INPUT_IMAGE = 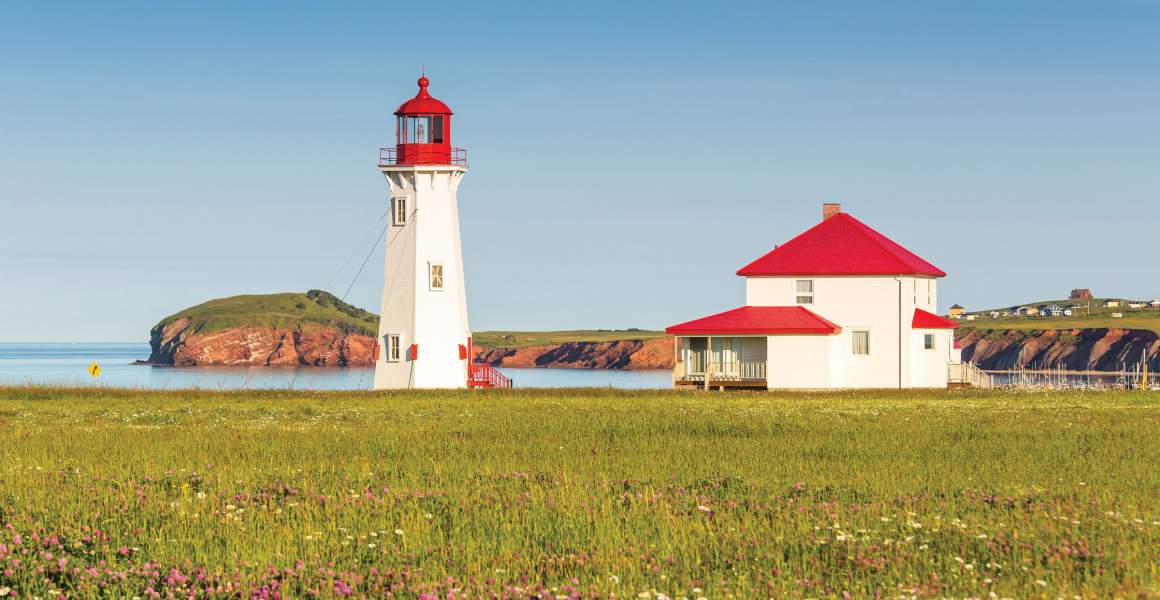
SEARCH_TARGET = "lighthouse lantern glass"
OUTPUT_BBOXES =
[398,115,446,144]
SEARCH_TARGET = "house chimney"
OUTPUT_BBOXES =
[822,203,842,221]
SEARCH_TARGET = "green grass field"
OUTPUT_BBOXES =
[1,388,1157,598]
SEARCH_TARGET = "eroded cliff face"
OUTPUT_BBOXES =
[473,338,674,370]
[957,328,1160,371]
[149,318,375,367]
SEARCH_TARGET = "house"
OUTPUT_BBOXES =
[949,304,966,318]
[1105,300,1120,308]
[1128,302,1145,309]
[1112,312,1124,318]
[1016,306,1039,317]
[989,311,1001,318]
[965,314,976,321]
[1151,300,1160,308]
[1070,288,1094,300]
[666,204,968,389]
[1063,308,1073,316]
[1041,304,1064,317]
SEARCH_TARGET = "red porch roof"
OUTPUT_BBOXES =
[736,212,945,277]
[912,308,958,329]
[666,306,841,336]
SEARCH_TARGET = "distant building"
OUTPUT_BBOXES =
[990,311,1001,318]
[1041,304,1064,317]
[1128,302,1145,309]
[1112,312,1124,318]
[1063,308,1073,316]
[1070,288,1094,300]
[1105,300,1120,308]
[1016,306,1039,316]
[949,304,966,318]
[1151,300,1160,308]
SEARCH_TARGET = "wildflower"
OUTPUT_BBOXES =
[1035,580,1048,587]
[367,543,376,549]
[394,529,404,536]
[196,492,206,499]
[424,513,433,519]
[0,588,10,597]
[609,575,619,584]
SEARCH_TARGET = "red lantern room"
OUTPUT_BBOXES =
[380,76,466,167]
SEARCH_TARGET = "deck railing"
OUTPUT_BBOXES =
[948,361,994,388]
[674,360,766,383]
[379,147,467,167]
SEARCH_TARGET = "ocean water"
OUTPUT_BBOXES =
[0,343,671,390]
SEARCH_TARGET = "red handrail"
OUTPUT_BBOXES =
[468,363,512,388]
[379,147,467,167]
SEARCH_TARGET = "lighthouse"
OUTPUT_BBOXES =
[373,77,508,389]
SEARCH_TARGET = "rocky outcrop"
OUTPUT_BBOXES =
[957,328,1160,371]
[473,338,674,370]
[148,319,375,367]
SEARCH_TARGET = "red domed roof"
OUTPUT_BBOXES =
[395,76,453,115]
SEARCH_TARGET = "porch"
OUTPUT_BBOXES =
[672,336,768,389]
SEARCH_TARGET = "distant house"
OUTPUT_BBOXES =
[1105,300,1120,308]
[1016,306,1039,317]
[1063,308,1073,316]
[1151,300,1160,308]
[1128,302,1145,309]
[949,304,966,318]
[965,314,976,321]
[1112,312,1124,318]
[1070,288,1094,300]
[1041,304,1064,317]
[989,311,1001,318]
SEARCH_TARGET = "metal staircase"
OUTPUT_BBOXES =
[468,363,512,389]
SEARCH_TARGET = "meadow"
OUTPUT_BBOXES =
[0,387,1157,598]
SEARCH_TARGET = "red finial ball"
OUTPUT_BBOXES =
[417,76,429,89]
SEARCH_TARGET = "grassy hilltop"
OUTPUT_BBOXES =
[1,387,1157,598]
[153,290,379,337]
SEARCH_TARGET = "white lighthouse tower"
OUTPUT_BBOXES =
[373,76,508,389]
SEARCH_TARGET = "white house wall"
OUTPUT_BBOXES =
[766,335,831,388]
[908,329,955,388]
[746,275,943,389]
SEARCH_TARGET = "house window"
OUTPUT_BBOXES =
[852,330,870,355]
[430,264,444,290]
[926,280,932,306]
[795,280,814,304]
[385,334,401,361]
[924,333,934,350]
[393,197,407,226]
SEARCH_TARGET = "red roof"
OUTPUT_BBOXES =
[666,306,841,336]
[736,213,945,277]
[912,308,958,329]
[395,76,453,115]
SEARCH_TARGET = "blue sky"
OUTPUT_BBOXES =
[2,1,1159,342]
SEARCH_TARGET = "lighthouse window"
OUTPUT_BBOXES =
[386,335,401,362]
[393,197,407,225]
[429,264,444,290]
[431,116,444,143]
[405,116,433,143]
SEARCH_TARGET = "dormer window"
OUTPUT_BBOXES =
[795,280,814,304]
